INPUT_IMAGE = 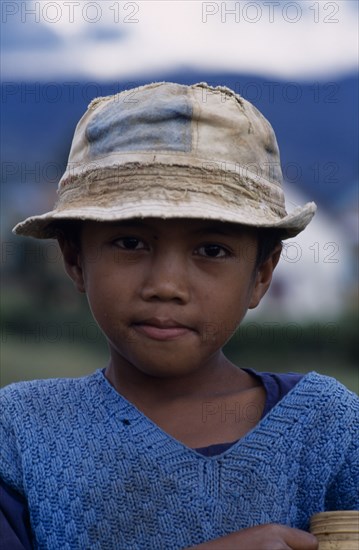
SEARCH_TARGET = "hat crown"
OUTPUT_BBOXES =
[65,81,282,189]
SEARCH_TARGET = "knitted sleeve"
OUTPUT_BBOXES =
[325,432,359,509]
[0,383,25,493]
[324,383,359,511]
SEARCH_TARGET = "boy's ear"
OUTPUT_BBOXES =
[249,244,282,309]
[57,236,86,293]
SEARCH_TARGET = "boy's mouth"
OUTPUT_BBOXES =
[132,317,194,341]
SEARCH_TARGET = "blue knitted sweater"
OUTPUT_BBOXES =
[1,370,358,549]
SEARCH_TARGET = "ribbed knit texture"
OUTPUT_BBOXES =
[1,370,358,550]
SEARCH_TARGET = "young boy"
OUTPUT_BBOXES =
[1,82,358,550]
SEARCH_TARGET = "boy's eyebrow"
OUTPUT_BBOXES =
[103,220,216,235]
[105,221,243,236]
[107,220,153,229]
[192,224,242,236]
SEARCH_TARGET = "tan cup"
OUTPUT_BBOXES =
[310,511,359,550]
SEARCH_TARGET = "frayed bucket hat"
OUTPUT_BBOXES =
[13,81,316,239]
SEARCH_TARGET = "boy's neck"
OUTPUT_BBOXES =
[104,352,265,448]
[104,351,257,409]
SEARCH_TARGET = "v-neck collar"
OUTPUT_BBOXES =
[90,368,320,461]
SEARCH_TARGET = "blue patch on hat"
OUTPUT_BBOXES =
[86,91,193,157]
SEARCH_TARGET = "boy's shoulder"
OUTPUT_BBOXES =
[257,369,358,405]
[278,370,359,435]
[298,370,358,402]
[0,370,102,415]
[286,370,358,407]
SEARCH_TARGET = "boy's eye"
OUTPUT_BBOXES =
[113,237,146,250]
[196,244,229,258]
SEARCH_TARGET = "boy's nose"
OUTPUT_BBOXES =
[140,252,190,303]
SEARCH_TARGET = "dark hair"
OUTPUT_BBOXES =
[255,228,283,268]
[51,220,82,248]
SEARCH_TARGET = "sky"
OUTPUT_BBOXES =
[1,0,358,81]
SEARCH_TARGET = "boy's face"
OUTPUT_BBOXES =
[61,218,280,381]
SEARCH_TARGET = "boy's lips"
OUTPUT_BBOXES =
[132,317,195,341]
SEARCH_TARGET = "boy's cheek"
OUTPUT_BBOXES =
[200,322,237,344]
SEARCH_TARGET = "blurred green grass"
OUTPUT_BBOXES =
[1,337,108,387]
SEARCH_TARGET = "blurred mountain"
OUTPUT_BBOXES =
[1,72,358,214]
[1,5,62,51]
